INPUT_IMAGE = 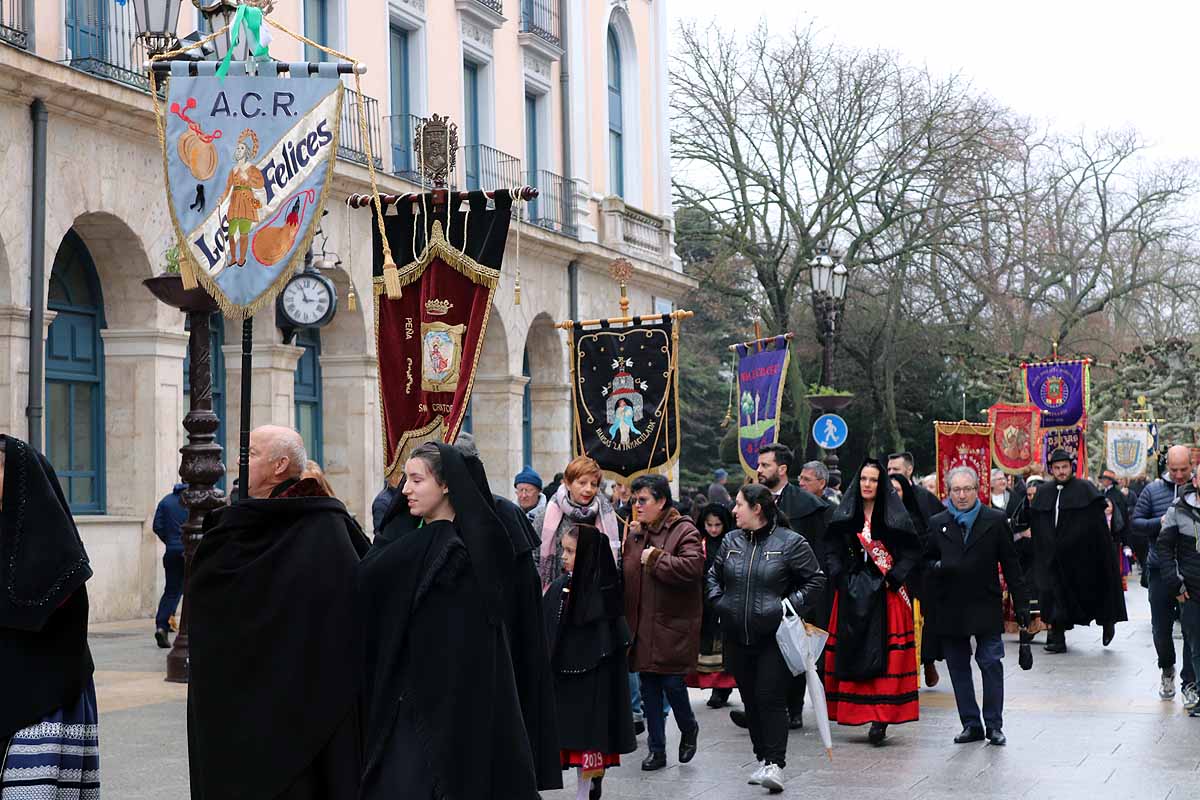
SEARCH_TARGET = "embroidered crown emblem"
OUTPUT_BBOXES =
[425,298,453,316]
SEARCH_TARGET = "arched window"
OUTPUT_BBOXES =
[183,314,226,489]
[607,27,624,197]
[46,229,106,513]
[522,347,532,467]
[294,328,323,466]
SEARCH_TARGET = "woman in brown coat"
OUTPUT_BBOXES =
[622,473,705,771]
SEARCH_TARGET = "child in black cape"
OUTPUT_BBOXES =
[543,524,636,800]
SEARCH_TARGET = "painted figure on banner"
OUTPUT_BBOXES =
[734,338,790,474]
[218,129,266,268]
[421,323,465,392]
[603,358,648,450]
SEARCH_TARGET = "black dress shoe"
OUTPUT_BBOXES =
[788,712,804,730]
[590,776,603,800]
[1102,623,1116,646]
[986,728,1007,746]
[954,727,985,744]
[707,689,729,709]
[1043,640,1067,654]
[867,722,887,745]
[679,723,699,763]
[634,719,645,736]
[729,709,749,729]
[155,629,170,649]
[641,751,666,771]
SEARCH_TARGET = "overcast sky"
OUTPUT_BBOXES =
[669,1,1198,163]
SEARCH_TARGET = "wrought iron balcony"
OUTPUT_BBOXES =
[520,0,560,47]
[386,113,428,185]
[470,0,505,14]
[1,0,29,49]
[339,92,384,171]
[459,144,521,192]
[524,169,577,237]
[65,1,151,91]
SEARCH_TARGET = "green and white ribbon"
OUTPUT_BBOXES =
[215,4,273,80]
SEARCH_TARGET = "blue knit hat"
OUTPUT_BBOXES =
[714,468,728,480]
[514,465,543,490]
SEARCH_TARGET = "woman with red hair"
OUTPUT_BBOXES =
[535,456,621,590]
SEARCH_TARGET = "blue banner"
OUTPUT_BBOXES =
[159,64,343,317]
[1024,360,1088,428]
[735,336,790,475]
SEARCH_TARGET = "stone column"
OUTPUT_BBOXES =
[320,352,380,526]
[471,374,527,491]
[0,305,31,438]
[99,327,189,611]
[221,341,304,485]
[530,383,571,477]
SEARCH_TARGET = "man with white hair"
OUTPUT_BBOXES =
[187,425,370,800]
[926,466,1029,746]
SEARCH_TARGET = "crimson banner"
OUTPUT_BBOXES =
[372,192,513,481]
[935,421,994,504]
[987,403,1041,474]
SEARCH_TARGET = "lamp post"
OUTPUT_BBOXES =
[808,244,848,386]
[808,244,850,485]
[131,0,183,55]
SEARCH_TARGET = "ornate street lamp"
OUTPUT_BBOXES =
[809,245,849,387]
[130,0,183,55]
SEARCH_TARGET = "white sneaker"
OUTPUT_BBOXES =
[1183,683,1199,711]
[1160,668,1177,700]
[747,761,767,785]
[760,763,785,793]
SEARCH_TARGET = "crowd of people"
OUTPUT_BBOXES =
[5,424,1196,798]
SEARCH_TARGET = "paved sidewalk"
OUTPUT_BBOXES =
[95,580,1197,799]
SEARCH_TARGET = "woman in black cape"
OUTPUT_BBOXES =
[358,442,539,799]
[0,435,99,796]
[888,472,942,687]
[685,503,739,708]
[543,524,636,800]
[824,458,923,745]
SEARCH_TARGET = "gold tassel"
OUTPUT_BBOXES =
[382,259,402,299]
[347,286,358,312]
[179,253,199,290]
[514,277,521,306]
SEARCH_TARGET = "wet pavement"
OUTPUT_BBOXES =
[95,579,1197,799]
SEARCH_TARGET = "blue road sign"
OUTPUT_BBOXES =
[812,414,848,450]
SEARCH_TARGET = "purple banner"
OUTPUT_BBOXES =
[1024,361,1087,428]
[1043,426,1086,478]
[735,336,790,475]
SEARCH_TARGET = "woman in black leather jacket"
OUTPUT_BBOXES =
[706,484,826,792]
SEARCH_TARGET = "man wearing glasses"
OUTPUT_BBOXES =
[925,466,1030,746]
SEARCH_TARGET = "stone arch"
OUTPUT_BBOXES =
[471,302,524,486]
[523,312,570,477]
[66,211,167,330]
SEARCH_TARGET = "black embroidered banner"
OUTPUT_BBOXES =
[570,318,680,480]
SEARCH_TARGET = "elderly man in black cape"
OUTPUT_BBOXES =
[451,433,561,791]
[1028,448,1127,654]
[1,435,99,796]
[359,442,539,799]
[188,425,370,800]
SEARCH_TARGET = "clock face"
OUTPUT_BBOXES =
[281,275,333,326]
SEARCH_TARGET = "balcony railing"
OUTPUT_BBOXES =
[339,92,384,170]
[520,0,561,47]
[470,0,505,14]
[600,196,673,263]
[524,169,576,237]
[1,0,29,49]
[387,113,428,185]
[65,1,150,91]
[459,144,521,192]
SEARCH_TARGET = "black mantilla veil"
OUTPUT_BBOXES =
[0,434,94,740]
[831,458,920,543]
[886,472,929,541]
[697,502,735,573]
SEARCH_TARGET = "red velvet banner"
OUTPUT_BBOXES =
[934,421,994,504]
[987,403,1041,474]
[375,224,497,482]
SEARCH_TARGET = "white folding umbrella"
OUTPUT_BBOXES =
[801,622,833,760]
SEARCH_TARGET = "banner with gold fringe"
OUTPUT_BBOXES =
[934,420,994,504]
[987,403,1041,474]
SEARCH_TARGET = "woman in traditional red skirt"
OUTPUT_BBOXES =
[824,458,922,745]
[685,503,739,708]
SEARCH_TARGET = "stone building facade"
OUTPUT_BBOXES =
[0,0,689,620]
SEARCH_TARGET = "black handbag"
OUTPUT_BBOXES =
[1018,637,1033,670]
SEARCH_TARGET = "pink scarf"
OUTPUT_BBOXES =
[539,484,621,584]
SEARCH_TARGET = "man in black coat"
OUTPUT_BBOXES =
[926,466,1029,747]
[889,451,945,521]
[756,443,829,729]
[1028,449,1128,653]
